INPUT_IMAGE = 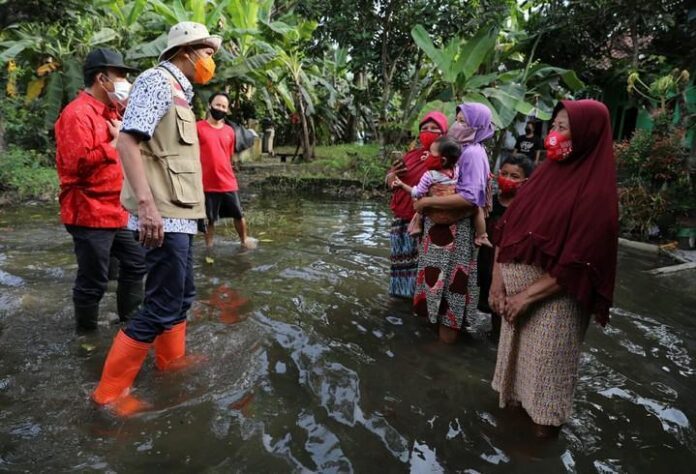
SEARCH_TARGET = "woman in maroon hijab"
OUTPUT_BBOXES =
[386,112,448,298]
[490,100,618,438]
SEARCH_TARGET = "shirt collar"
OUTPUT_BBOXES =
[78,90,115,116]
[159,61,194,103]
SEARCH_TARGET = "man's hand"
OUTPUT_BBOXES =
[138,199,164,248]
[107,119,122,147]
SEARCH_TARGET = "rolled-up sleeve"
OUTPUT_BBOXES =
[121,69,171,140]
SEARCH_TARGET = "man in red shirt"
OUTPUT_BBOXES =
[55,48,146,331]
[197,92,254,251]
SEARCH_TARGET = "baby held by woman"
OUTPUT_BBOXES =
[393,136,491,247]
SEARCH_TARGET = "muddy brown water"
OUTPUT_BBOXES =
[0,196,695,472]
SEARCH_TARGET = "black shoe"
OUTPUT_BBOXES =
[74,303,99,332]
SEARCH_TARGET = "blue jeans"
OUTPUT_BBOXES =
[124,233,195,343]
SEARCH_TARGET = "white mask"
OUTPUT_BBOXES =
[106,80,131,108]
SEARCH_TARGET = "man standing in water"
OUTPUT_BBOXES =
[55,48,145,331]
[92,22,221,415]
[197,91,255,256]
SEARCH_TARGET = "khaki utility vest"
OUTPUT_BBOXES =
[121,67,205,219]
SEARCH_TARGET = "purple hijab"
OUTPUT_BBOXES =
[452,102,494,207]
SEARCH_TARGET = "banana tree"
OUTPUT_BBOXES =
[0,16,120,130]
[258,17,322,161]
[409,23,584,133]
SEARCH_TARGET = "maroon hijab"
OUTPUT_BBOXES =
[496,100,618,324]
[390,112,449,220]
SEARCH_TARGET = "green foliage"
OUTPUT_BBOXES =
[530,0,693,88]
[615,113,693,239]
[274,144,387,188]
[618,181,668,238]
[0,95,54,152]
[409,21,584,133]
[0,146,58,199]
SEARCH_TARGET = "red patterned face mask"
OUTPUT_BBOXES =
[544,130,573,161]
[424,153,444,170]
[419,131,440,149]
[497,175,522,195]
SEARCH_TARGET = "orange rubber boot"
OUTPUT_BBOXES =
[92,330,151,416]
[153,321,204,371]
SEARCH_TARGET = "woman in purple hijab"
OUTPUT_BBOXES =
[413,102,494,343]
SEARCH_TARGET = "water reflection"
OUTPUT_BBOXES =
[0,198,694,471]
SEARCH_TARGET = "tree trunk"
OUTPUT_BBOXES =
[308,115,317,159]
[630,18,640,71]
[397,51,424,144]
[297,93,311,161]
[491,130,508,172]
[377,1,399,159]
[0,116,5,153]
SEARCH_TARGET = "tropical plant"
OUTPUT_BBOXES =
[0,14,120,129]
[408,22,584,133]
[615,111,693,238]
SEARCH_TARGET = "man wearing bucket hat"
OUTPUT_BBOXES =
[92,22,221,415]
[55,48,146,332]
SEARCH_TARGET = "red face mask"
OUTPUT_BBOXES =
[497,175,523,195]
[424,153,443,170]
[419,130,440,150]
[544,130,573,161]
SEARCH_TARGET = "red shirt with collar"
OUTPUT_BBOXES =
[55,90,127,228]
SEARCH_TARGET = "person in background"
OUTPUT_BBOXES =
[385,112,449,299]
[490,100,618,438]
[477,155,534,340]
[514,121,543,164]
[197,91,255,254]
[91,22,221,416]
[54,48,145,332]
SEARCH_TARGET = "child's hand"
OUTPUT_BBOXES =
[391,177,404,189]
[474,234,493,248]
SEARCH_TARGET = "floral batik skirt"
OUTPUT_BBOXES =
[413,217,478,330]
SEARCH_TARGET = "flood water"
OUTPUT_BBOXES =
[1,196,695,473]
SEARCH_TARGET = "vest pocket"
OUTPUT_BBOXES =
[164,158,200,208]
[175,107,196,145]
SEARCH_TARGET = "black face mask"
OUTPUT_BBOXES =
[525,128,533,135]
[210,107,226,121]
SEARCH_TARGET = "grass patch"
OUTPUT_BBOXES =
[0,147,58,201]
[274,144,388,188]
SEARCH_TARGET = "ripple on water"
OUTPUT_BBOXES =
[611,307,695,377]
[1,199,695,471]
[599,387,692,441]
[0,269,24,287]
[409,440,445,473]
[255,313,411,463]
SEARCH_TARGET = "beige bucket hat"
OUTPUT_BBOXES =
[159,21,222,61]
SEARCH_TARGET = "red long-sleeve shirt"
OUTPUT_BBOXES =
[55,91,127,228]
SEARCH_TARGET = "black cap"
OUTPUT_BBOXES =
[83,48,138,75]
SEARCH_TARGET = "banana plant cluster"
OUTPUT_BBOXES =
[408,21,584,136]
[0,0,360,161]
